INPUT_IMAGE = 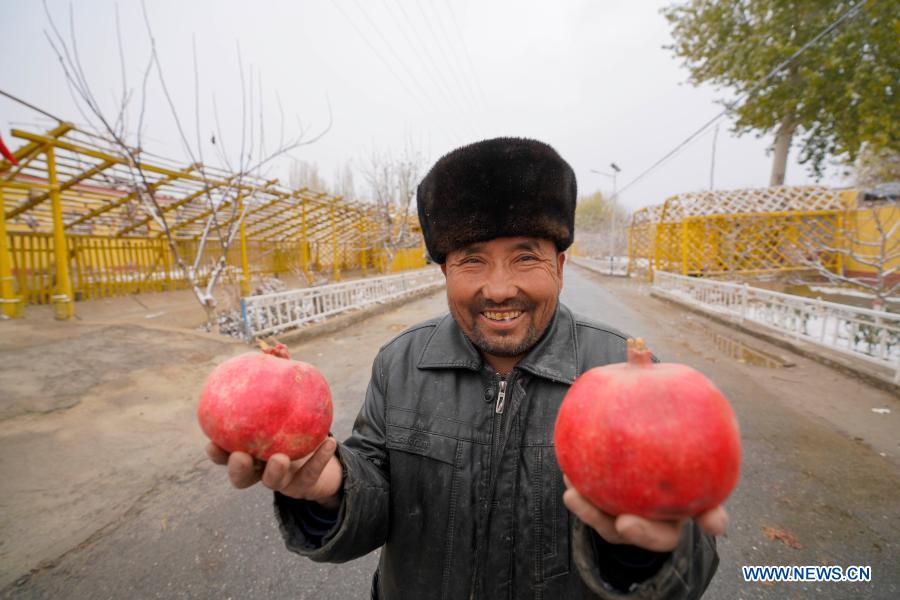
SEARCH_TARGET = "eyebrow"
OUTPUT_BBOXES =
[510,240,540,252]
[461,239,541,256]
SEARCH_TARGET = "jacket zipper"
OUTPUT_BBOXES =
[495,378,507,414]
[473,373,510,598]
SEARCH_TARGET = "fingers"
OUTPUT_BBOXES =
[615,515,685,552]
[227,451,262,489]
[206,442,229,465]
[284,438,338,497]
[213,437,340,499]
[261,453,293,490]
[562,480,625,544]
[562,475,730,553]
[615,507,728,552]
[260,438,338,500]
[696,505,729,536]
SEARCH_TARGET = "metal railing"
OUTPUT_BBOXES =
[240,267,445,340]
[652,271,900,383]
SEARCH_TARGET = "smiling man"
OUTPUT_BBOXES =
[443,236,563,375]
[208,137,724,599]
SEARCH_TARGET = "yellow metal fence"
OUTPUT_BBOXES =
[628,187,856,280]
[7,232,378,304]
[0,123,428,318]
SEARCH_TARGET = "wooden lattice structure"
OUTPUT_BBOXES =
[0,124,425,318]
[628,186,857,279]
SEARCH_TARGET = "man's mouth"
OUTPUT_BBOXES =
[482,310,523,322]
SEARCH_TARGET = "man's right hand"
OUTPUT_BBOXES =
[205,437,344,511]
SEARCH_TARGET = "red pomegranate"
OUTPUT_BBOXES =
[198,340,333,461]
[554,338,741,520]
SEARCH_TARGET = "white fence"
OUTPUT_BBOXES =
[652,271,900,383]
[241,268,445,340]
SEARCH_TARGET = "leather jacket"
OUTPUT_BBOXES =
[275,304,719,599]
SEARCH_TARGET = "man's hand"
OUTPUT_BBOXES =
[562,476,729,552]
[205,438,344,511]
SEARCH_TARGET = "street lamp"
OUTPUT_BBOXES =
[590,163,623,274]
[590,164,620,201]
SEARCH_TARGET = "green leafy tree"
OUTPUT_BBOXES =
[663,0,899,184]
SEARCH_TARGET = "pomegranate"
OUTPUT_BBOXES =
[554,338,741,520]
[198,340,333,461]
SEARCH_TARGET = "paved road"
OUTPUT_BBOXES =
[5,264,899,599]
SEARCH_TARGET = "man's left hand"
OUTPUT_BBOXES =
[562,476,729,552]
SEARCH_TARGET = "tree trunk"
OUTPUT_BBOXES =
[769,112,797,186]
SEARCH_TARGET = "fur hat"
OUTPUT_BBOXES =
[416,137,576,264]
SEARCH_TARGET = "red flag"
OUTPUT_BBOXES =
[0,133,18,165]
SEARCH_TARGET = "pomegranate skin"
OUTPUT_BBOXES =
[198,352,333,461]
[554,360,741,520]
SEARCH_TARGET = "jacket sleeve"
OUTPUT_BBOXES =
[572,517,719,599]
[274,351,391,563]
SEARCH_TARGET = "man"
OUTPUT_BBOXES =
[208,138,726,598]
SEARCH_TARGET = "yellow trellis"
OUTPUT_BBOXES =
[628,186,860,279]
[0,123,425,319]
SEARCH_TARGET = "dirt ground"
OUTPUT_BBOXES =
[1,266,898,597]
[0,290,247,589]
[0,271,424,592]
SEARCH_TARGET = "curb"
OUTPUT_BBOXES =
[649,289,899,394]
[568,257,629,278]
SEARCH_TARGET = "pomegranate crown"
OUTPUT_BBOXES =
[257,338,291,359]
[626,337,653,366]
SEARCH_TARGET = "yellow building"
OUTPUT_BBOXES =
[628,185,899,292]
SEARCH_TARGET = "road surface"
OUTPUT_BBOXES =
[3,264,898,599]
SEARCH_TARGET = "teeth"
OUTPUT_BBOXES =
[484,311,522,321]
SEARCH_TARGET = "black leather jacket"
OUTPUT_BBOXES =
[275,304,719,599]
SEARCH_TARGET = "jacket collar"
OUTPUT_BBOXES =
[417,303,578,385]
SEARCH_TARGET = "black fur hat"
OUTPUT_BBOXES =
[416,137,576,264]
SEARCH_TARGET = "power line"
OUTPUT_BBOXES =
[443,0,489,110]
[616,0,868,199]
[331,2,426,110]
[332,1,466,146]
[378,0,478,140]
[349,0,441,113]
[415,1,479,122]
[0,89,68,124]
[427,0,483,113]
[389,0,471,129]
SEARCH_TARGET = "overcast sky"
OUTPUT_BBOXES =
[1,0,843,211]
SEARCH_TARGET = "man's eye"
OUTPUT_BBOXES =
[517,254,538,262]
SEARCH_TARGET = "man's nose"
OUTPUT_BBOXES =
[481,265,517,303]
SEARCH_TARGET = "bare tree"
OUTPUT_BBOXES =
[333,161,357,202]
[289,160,328,193]
[799,199,899,310]
[362,143,423,264]
[42,0,330,330]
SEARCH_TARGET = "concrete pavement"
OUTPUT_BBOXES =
[3,263,898,599]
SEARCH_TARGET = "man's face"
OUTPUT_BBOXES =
[442,236,566,362]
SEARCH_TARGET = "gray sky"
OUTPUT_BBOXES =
[1,0,842,211]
